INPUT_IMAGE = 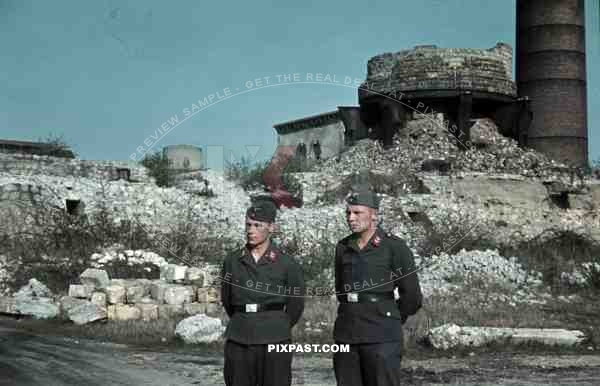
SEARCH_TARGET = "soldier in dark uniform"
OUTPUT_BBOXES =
[220,200,305,386]
[333,190,423,386]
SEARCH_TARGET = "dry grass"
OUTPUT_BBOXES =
[0,315,185,347]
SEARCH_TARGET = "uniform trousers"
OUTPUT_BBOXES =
[224,339,293,386]
[333,341,403,386]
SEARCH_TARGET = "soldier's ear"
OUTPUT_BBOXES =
[269,223,280,233]
[370,208,378,221]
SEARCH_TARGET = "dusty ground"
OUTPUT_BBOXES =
[2,319,600,386]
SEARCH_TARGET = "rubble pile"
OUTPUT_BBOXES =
[90,247,169,271]
[417,249,546,304]
[319,117,582,185]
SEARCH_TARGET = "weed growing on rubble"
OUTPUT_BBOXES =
[417,210,496,258]
[0,202,159,293]
[141,150,175,187]
[500,230,600,294]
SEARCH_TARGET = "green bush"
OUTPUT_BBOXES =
[141,150,175,187]
[37,132,77,158]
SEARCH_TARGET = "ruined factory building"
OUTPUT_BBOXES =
[273,106,369,160]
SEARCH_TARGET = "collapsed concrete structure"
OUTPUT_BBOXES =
[274,0,590,168]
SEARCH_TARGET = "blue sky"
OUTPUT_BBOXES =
[1,0,598,169]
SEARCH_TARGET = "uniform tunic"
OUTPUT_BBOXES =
[333,227,423,344]
[221,243,305,344]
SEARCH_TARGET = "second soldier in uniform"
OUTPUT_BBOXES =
[333,190,423,386]
[220,200,305,386]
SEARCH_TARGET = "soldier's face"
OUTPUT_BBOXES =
[245,217,274,246]
[346,205,377,234]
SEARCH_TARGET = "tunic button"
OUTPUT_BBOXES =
[386,312,391,317]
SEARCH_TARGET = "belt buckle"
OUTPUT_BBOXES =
[347,293,358,303]
[245,304,258,312]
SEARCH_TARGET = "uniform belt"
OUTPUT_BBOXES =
[339,292,394,303]
[232,303,286,313]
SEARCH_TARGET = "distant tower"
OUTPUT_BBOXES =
[516,0,588,167]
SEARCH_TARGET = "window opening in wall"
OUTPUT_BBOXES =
[66,199,82,215]
[116,168,131,181]
[550,192,570,210]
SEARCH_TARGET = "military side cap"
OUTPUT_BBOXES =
[345,190,380,209]
[246,201,278,222]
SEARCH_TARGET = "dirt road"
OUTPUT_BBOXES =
[2,324,600,385]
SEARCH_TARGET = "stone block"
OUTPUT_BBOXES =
[107,305,116,320]
[126,285,148,304]
[105,285,126,304]
[164,286,195,305]
[197,287,220,303]
[59,296,88,316]
[80,269,110,290]
[150,280,170,303]
[68,302,107,325]
[158,304,184,319]
[91,292,106,307]
[0,297,18,315]
[68,284,94,299]
[185,267,205,287]
[136,303,159,321]
[183,302,206,316]
[109,304,141,321]
[164,264,187,283]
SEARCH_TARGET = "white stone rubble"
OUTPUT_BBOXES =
[175,314,225,344]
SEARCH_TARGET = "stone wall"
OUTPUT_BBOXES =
[0,153,152,183]
[0,183,42,205]
[0,265,223,323]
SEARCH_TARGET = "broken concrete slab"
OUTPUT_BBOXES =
[427,323,586,350]
[14,278,52,299]
[59,296,88,316]
[15,298,59,319]
[68,302,107,325]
